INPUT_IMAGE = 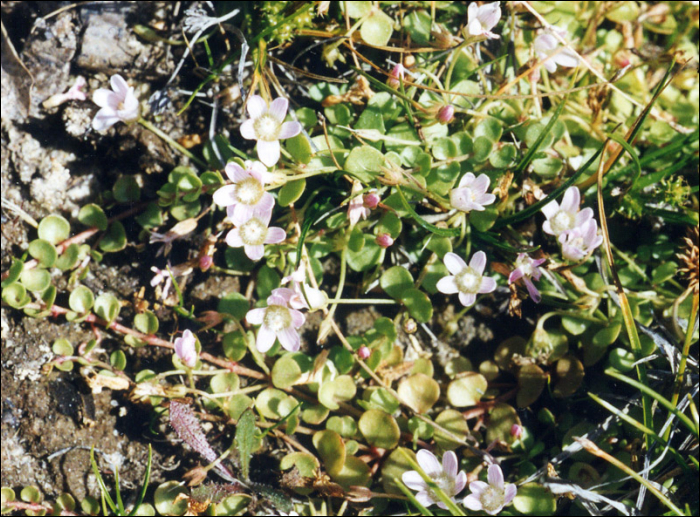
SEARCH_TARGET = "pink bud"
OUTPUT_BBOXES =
[387,63,405,89]
[199,255,213,271]
[510,424,523,439]
[358,346,371,360]
[376,233,394,248]
[438,104,455,124]
[363,192,380,209]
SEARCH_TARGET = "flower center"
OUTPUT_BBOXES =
[254,114,280,141]
[551,210,575,234]
[235,177,264,205]
[515,259,533,277]
[427,471,456,502]
[456,267,482,294]
[239,217,268,246]
[263,304,292,332]
[480,486,505,514]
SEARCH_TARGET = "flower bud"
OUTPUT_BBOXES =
[387,63,405,89]
[363,192,380,209]
[437,104,455,125]
[358,346,371,360]
[199,255,213,271]
[376,233,394,248]
[510,423,523,439]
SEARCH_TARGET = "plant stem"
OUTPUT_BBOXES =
[138,118,207,168]
[326,298,397,305]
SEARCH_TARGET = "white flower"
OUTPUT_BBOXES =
[463,464,517,516]
[450,173,496,213]
[533,27,579,73]
[541,186,594,237]
[225,210,286,261]
[240,95,302,167]
[508,253,546,303]
[43,76,87,109]
[281,263,328,311]
[92,74,140,131]
[467,2,502,40]
[246,288,305,353]
[347,181,372,226]
[559,219,603,262]
[437,251,497,307]
[402,449,467,509]
[213,161,275,222]
[173,329,198,367]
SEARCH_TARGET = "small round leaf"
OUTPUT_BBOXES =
[69,285,94,314]
[78,204,108,230]
[28,239,57,267]
[38,215,70,245]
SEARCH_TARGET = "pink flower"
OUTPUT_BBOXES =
[358,346,371,360]
[437,251,497,307]
[174,329,198,367]
[463,464,517,516]
[348,182,372,226]
[213,161,275,222]
[508,253,546,303]
[92,74,140,131]
[450,173,496,213]
[363,191,381,209]
[43,76,87,109]
[240,95,302,167]
[225,210,286,261]
[281,263,328,311]
[534,28,579,73]
[541,186,594,237]
[559,219,603,262]
[402,449,467,509]
[387,63,405,89]
[467,2,501,40]
[438,104,455,125]
[376,233,394,248]
[510,424,524,439]
[245,288,305,353]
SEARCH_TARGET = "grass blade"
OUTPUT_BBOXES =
[392,477,435,517]
[514,94,569,176]
[90,447,118,514]
[397,186,460,237]
[127,444,152,517]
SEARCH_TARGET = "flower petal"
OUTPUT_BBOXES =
[477,192,497,207]
[245,244,265,261]
[110,74,129,97]
[415,491,436,508]
[437,276,459,295]
[472,173,491,194]
[247,95,267,119]
[463,494,484,512]
[256,325,277,353]
[444,252,467,275]
[269,287,295,305]
[469,251,487,275]
[544,59,558,73]
[212,185,238,207]
[576,207,594,227]
[92,89,119,110]
[503,483,517,505]
[289,308,305,328]
[278,121,302,140]
[442,451,458,479]
[542,220,554,236]
[524,277,541,303]
[454,471,467,495]
[480,3,501,30]
[265,226,287,244]
[240,119,257,140]
[269,97,289,122]
[459,292,477,307]
[225,163,248,183]
[92,110,120,131]
[277,326,300,352]
[416,449,442,477]
[225,228,243,247]
[553,48,580,68]
[257,139,281,167]
[468,18,483,36]
[487,464,505,490]
[478,276,497,294]
[468,480,490,496]
[541,199,560,219]
[467,2,478,24]
[257,192,276,214]
[402,471,428,492]
[560,186,580,213]
[246,308,266,325]
[509,268,524,284]
[458,172,476,189]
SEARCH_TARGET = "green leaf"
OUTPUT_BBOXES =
[489,144,517,168]
[256,264,281,299]
[278,178,306,208]
[396,187,460,237]
[110,350,127,370]
[344,145,385,183]
[235,409,257,481]
[1,258,23,287]
[113,176,141,203]
[55,243,80,271]
[69,285,94,314]
[78,204,108,230]
[359,409,400,449]
[347,234,384,272]
[313,429,346,476]
[218,292,249,320]
[343,1,371,18]
[360,10,393,46]
[472,136,493,162]
[532,156,564,178]
[286,134,313,165]
[99,221,127,253]
[470,205,499,232]
[401,288,433,323]
[380,266,414,299]
[431,137,458,160]
[134,311,159,334]
[474,118,503,142]
[403,10,431,45]
[513,483,557,515]
[94,293,120,323]
[515,96,568,175]
[2,283,30,308]
[223,331,248,361]
[38,214,70,245]
[21,268,51,292]
[28,239,57,268]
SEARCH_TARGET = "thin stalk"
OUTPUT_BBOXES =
[327,298,397,305]
[138,119,207,168]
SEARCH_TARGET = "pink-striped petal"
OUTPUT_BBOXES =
[444,252,467,275]
[509,268,524,284]
[524,277,541,303]
[463,494,484,512]
[468,480,490,497]
[454,471,467,495]
[472,174,490,193]
[479,276,497,294]
[212,185,238,207]
[110,74,129,96]
[92,110,120,131]
[277,326,300,352]
[225,228,243,247]
[442,451,458,479]
[265,226,287,244]
[268,97,289,122]
[459,292,477,307]
[290,308,305,328]
[469,251,487,274]
[247,95,267,119]
[504,483,517,504]
[458,172,476,188]
[257,139,281,167]
[256,325,277,353]
[437,276,459,295]
[240,119,256,140]
[416,450,442,477]
[541,199,560,219]
[246,308,266,325]
[401,471,428,492]
[245,244,265,261]
[278,121,302,140]
[487,464,504,490]
[560,186,580,213]
[92,89,119,110]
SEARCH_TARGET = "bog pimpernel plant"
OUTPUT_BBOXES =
[1,1,698,516]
